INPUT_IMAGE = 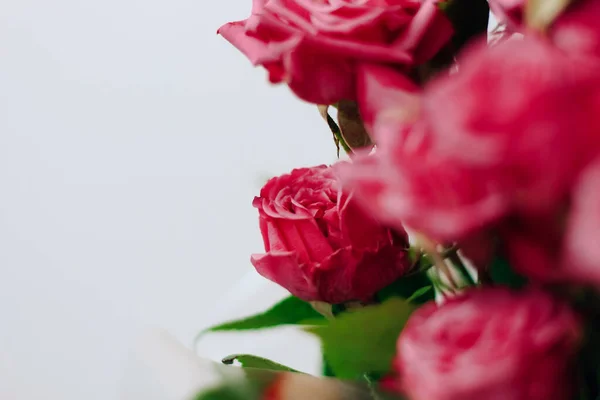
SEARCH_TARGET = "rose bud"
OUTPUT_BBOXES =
[251,165,411,304]
[218,0,453,104]
[391,288,581,400]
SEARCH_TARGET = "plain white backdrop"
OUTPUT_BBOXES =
[0,1,335,398]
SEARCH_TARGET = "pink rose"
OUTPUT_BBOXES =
[391,288,581,400]
[339,129,508,241]
[341,38,600,241]
[490,0,600,64]
[423,37,600,212]
[251,165,411,304]
[218,0,453,104]
[498,160,600,286]
[339,64,509,241]
[552,0,600,62]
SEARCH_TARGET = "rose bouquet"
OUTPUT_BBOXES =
[194,0,600,399]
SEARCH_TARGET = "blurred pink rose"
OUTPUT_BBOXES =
[338,127,508,241]
[339,62,510,241]
[552,0,600,62]
[251,165,410,304]
[490,0,600,63]
[341,38,600,241]
[392,288,581,400]
[423,38,599,212]
[496,160,600,286]
[218,0,453,104]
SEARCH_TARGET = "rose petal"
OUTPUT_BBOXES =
[251,252,319,300]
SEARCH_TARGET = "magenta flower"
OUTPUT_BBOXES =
[251,165,411,304]
[218,0,452,104]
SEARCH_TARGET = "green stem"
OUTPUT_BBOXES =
[327,113,352,156]
[448,252,476,287]
[427,268,452,299]
[364,374,382,400]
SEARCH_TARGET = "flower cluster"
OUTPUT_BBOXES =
[200,1,600,399]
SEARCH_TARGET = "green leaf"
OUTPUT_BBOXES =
[306,298,414,379]
[322,354,336,377]
[196,296,326,343]
[406,286,433,303]
[377,270,434,305]
[194,375,271,400]
[222,354,300,373]
[489,257,528,289]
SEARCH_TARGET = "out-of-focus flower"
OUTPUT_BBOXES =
[552,0,600,62]
[489,0,600,64]
[391,288,581,400]
[341,37,600,241]
[423,37,598,213]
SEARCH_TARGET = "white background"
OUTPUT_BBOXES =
[0,1,335,398]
